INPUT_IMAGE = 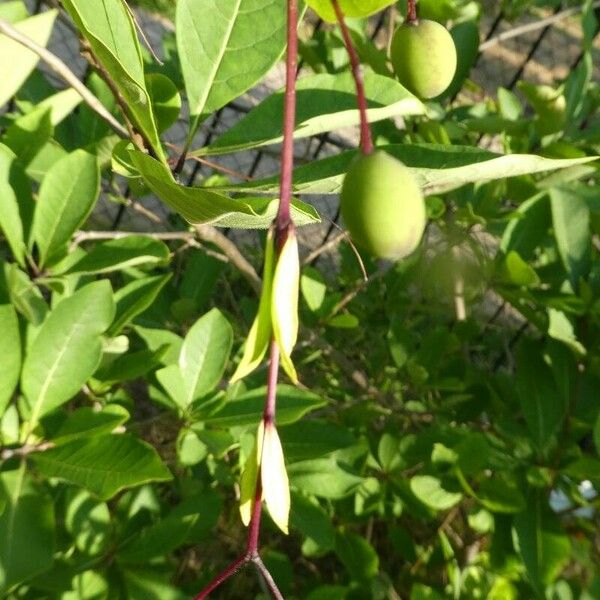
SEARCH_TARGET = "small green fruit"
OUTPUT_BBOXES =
[390,19,457,100]
[340,151,426,260]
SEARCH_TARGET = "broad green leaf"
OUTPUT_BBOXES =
[501,193,550,257]
[0,304,21,417]
[271,230,300,384]
[4,263,47,325]
[548,308,586,355]
[177,0,288,129]
[109,274,172,336]
[301,266,327,313]
[197,72,423,156]
[513,494,571,590]
[515,341,567,453]
[231,230,276,383]
[179,309,233,406]
[21,280,115,433]
[305,0,392,23]
[203,385,326,428]
[3,105,53,168]
[410,475,462,510]
[33,88,83,126]
[290,492,335,551]
[498,251,540,287]
[0,466,55,592]
[279,420,356,462]
[156,364,187,411]
[32,150,100,268]
[61,0,164,161]
[550,186,591,287]
[0,10,57,107]
[50,405,130,445]
[145,73,181,133]
[334,530,379,583]
[220,144,597,196]
[135,326,183,366]
[31,434,172,500]
[129,150,320,228]
[61,236,170,275]
[288,459,363,499]
[65,489,111,556]
[261,422,290,534]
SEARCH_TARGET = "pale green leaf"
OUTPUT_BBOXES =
[21,281,115,432]
[410,475,462,510]
[0,304,21,417]
[305,0,393,22]
[261,422,290,534]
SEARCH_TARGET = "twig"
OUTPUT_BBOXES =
[123,0,164,65]
[302,231,348,265]
[72,230,197,246]
[479,1,600,52]
[0,18,128,138]
[1,441,54,461]
[331,0,374,155]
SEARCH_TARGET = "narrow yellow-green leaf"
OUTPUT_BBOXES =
[271,230,300,384]
[239,422,264,526]
[230,230,276,383]
[261,422,290,534]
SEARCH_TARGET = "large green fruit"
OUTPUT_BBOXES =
[390,19,457,100]
[340,151,426,260]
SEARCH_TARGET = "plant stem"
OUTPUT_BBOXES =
[331,0,374,155]
[407,0,418,24]
[193,555,246,600]
[276,0,299,239]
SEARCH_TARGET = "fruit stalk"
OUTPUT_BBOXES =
[406,0,418,24]
[331,0,374,155]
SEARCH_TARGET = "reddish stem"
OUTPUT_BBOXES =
[193,555,246,600]
[276,0,299,238]
[331,0,374,155]
[407,0,418,24]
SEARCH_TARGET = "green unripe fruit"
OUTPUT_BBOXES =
[390,19,457,100]
[340,151,426,260]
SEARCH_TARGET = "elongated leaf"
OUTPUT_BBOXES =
[306,0,393,22]
[271,230,300,384]
[550,186,591,287]
[179,309,233,406]
[515,341,567,453]
[61,0,164,161]
[0,466,55,593]
[0,146,25,265]
[21,281,115,431]
[62,236,170,275]
[129,150,320,228]
[287,459,363,499]
[261,422,290,534]
[239,422,264,526]
[196,72,423,156]
[202,385,326,428]
[231,230,276,383]
[0,304,21,417]
[31,434,172,500]
[177,0,288,128]
[50,405,130,445]
[0,10,57,107]
[220,144,598,196]
[334,531,379,583]
[513,494,571,590]
[410,475,462,511]
[32,150,100,268]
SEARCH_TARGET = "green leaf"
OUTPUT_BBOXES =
[301,266,327,313]
[477,477,526,514]
[50,405,130,445]
[513,494,571,590]
[287,459,363,499]
[117,493,221,563]
[61,0,164,161]
[0,10,57,107]
[31,434,172,500]
[202,385,326,427]
[515,341,568,453]
[290,492,335,552]
[109,274,172,336]
[178,309,233,407]
[221,144,596,196]
[177,0,288,129]
[31,150,100,268]
[279,420,356,462]
[21,281,115,432]
[129,150,320,228]
[0,145,27,266]
[550,186,591,287]
[4,263,47,325]
[145,73,181,133]
[410,475,462,511]
[548,308,586,356]
[123,570,187,600]
[498,251,540,287]
[198,72,422,156]
[3,105,53,168]
[305,0,393,23]
[65,489,111,556]
[334,530,379,583]
[62,236,170,275]
[0,466,55,592]
[0,304,21,417]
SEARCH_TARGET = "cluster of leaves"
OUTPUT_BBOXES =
[0,0,599,598]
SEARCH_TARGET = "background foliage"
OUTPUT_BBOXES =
[0,0,599,598]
